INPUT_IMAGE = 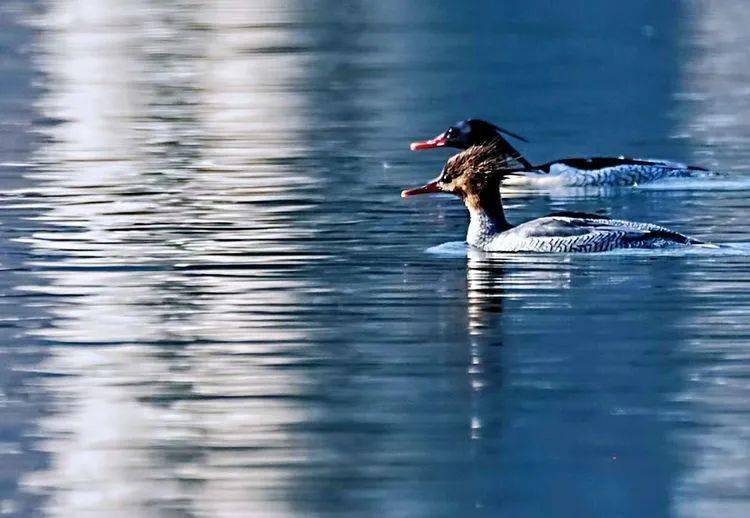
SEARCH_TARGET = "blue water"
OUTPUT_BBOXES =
[2,1,750,517]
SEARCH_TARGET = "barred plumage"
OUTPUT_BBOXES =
[409,119,712,188]
[470,215,702,253]
[402,145,707,254]
[509,160,705,188]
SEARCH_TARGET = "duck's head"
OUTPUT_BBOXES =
[410,119,528,151]
[401,144,516,209]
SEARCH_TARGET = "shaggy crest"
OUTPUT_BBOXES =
[441,142,524,183]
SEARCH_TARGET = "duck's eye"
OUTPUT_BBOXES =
[445,128,456,138]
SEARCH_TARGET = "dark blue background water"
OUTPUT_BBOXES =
[2,1,750,516]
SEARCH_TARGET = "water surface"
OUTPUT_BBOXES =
[2,1,750,517]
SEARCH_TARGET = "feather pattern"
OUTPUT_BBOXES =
[414,119,714,187]
[402,144,706,254]
[468,214,703,253]
[510,159,707,187]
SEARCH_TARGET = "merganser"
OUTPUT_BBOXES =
[401,145,706,252]
[410,119,709,187]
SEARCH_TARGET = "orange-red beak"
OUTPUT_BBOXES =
[410,133,448,151]
[401,180,442,198]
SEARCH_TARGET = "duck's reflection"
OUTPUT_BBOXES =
[466,248,506,336]
[465,249,504,443]
[466,248,573,329]
[461,249,693,514]
[463,249,573,442]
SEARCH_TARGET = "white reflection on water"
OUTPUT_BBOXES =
[674,2,750,517]
[678,0,750,169]
[8,0,750,515]
[22,1,324,516]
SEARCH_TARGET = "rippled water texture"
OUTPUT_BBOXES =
[2,1,750,516]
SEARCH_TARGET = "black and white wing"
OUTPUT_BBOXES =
[531,157,708,187]
[492,215,702,252]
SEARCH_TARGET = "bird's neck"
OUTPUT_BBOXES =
[464,179,512,247]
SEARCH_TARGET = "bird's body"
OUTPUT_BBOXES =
[506,157,707,188]
[410,119,711,187]
[468,211,701,252]
[402,145,706,253]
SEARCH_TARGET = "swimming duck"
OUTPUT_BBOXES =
[401,144,705,252]
[410,119,709,187]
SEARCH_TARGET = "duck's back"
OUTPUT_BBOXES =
[509,158,707,187]
[483,212,701,252]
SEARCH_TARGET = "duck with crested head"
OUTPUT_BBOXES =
[411,119,710,187]
[402,144,707,252]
